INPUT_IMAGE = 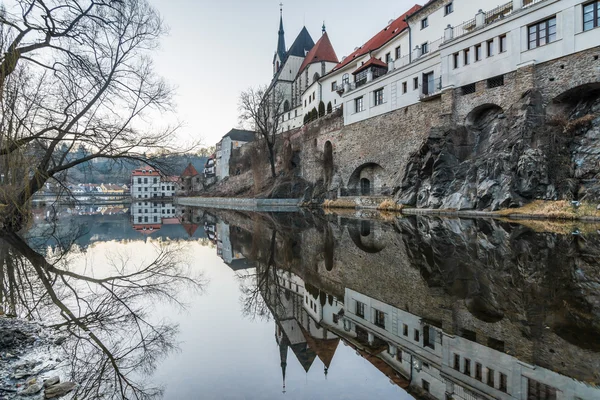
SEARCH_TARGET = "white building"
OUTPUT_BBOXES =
[339,0,600,126]
[216,129,255,180]
[130,168,178,199]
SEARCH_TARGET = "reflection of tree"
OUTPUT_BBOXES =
[0,232,205,399]
[238,230,286,321]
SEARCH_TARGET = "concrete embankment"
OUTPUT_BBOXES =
[175,197,300,212]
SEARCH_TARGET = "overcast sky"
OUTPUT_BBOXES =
[148,0,417,147]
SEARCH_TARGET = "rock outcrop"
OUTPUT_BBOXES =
[397,89,600,210]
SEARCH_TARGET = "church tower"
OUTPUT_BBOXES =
[273,4,286,75]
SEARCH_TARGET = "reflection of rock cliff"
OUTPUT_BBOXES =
[398,88,600,210]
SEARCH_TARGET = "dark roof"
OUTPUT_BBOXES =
[333,4,421,72]
[226,258,255,271]
[276,12,286,62]
[297,32,339,77]
[287,27,315,58]
[223,128,255,142]
[353,57,388,75]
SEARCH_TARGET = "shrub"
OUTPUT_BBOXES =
[327,102,332,114]
[318,101,325,117]
[311,107,317,121]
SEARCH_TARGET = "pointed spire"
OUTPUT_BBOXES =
[322,21,326,35]
[280,336,288,394]
[276,3,286,65]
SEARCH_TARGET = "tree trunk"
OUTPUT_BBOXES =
[267,142,276,178]
[1,170,51,231]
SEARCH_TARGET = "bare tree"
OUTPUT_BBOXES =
[1,231,205,399]
[238,85,285,179]
[0,0,197,230]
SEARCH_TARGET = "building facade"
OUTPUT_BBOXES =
[130,168,178,199]
[215,129,255,180]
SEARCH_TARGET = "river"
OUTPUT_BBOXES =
[1,204,599,399]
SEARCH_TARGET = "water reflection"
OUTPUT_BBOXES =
[2,205,599,399]
[1,208,204,399]
[213,209,600,399]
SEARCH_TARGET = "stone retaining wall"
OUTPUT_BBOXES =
[176,197,300,212]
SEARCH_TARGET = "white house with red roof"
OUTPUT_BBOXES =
[130,167,178,200]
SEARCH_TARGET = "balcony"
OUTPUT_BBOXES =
[419,77,443,101]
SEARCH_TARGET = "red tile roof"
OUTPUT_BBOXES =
[297,32,339,77]
[181,223,199,237]
[332,4,422,72]
[131,168,160,176]
[181,163,199,177]
[352,57,388,75]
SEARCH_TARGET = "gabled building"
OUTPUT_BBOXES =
[216,128,255,180]
[181,162,201,194]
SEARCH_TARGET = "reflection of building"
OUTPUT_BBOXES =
[130,200,178,234]
[215,220,254,271]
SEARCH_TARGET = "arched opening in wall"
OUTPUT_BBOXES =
[313,72,320,83]
[323,140,333,184]
[283,100,290,112]
[459,104,505,162]
[347,221,385,253]
[346,162,384,196]
[547,82,600,118]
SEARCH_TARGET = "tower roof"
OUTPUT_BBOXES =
[181,162,199,177]
[297,32,339,77]
[287,27,315,58]
[276,6,286,63]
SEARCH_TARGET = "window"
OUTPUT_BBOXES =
[464,48,470,65]
[403,324,408,336]
[413,77,418,90]
[500,373,507,393]
[402,82,407,93]
[143,178,148,184]
[423,325,435,349]
[487,368,495,387]
[475,44,482,61]
[414,329,420,342]
[137,178,141,184]
[138,216,142,223]
[374,309,385,328]
[584,1,600,31]
[331,81,337,91]
[527,378,557,400]
[153,177,157,183]
[397,350,402,363]
[356,301,365,318]
[422,380,430,393]
[499,34,507,52]
[355,96,364,113]
[528,17,556,49]
[454,354,460,370]
[464,358,471,376]
[385,52,391,63]
[144,187,148,192]
[488,337,505,352]
[421,17,428,29]
[445,2,453,15]
[475,363,482,380]
[421,42,429,55]
[342,73,349,85]
[153,216,157,222]
[374,88,384,106]
[395,46,401,59]
[487,39,494,56]
[144,216,148,222]
[453,52,459,68]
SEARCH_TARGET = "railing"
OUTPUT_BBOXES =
[419,77,442,100]
[413,37,444,60]
[523,0,545,7]
[485,1,513,24]
[451,18,476,39]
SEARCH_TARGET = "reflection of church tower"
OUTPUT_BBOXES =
[277,326,289,393]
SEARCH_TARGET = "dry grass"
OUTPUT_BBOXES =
[496,200,600,220]
[502,218,600,235]
[547,113,596,135]
[377,199,404,211]
[322,199,357,209]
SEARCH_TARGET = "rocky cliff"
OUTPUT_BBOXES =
[397,89,600,210]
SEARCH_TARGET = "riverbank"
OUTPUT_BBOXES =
[0,316,73,399]
[178,196,600,223]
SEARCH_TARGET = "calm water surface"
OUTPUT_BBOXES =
[3,204,600,399]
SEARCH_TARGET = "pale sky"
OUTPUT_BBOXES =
[148,0,417,148]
